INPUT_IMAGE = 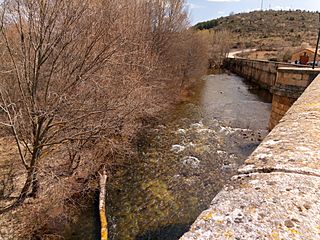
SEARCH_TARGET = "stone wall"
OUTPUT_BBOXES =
[223,58,304,90]
[180,74,320,240]
[269,95,296,130]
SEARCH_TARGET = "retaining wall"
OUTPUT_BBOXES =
[223,58,304,90]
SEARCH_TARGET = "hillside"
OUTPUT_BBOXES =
[195,10,319,50]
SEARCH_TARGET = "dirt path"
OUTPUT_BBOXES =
[228,49,257,58]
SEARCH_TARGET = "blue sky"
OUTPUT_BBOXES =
[187,0,320,24]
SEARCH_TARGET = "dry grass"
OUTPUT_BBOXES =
[0,137,25,239]
[196,10,319,50]
[238,50,279,61]
[0,137,26,203]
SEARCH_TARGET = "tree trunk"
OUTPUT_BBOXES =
[29,169,39,198]
[99,170,108,240]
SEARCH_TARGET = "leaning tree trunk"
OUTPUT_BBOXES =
[99,170,108,240]
[29,169,39,198]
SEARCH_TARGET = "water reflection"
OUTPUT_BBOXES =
[200,74,272,130]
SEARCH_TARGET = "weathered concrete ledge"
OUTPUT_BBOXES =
[180,75,320,239]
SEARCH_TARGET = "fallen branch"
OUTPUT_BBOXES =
[99,170,108,240]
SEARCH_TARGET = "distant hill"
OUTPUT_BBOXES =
[194,10,319,50]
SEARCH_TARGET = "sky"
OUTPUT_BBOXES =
[186,0,320,24]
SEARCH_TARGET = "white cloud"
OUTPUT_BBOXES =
[207,0,240,2]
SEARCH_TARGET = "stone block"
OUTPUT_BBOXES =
[181,172,320,240]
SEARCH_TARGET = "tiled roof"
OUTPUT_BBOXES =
[294,47,320,54]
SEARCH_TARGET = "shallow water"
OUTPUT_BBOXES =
[65,73,272,240]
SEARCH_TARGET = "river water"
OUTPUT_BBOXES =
[65,73,272,240]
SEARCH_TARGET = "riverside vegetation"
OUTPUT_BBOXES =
[0,0,235,239]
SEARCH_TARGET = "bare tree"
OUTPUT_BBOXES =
[205,29,232,69]
[0,0,128,213]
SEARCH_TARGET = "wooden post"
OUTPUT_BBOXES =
[99,170,108,240]
[313,13,320,69]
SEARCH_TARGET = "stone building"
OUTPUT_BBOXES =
[291,47,320,65]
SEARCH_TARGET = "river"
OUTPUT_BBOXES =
[64,73,272,240]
